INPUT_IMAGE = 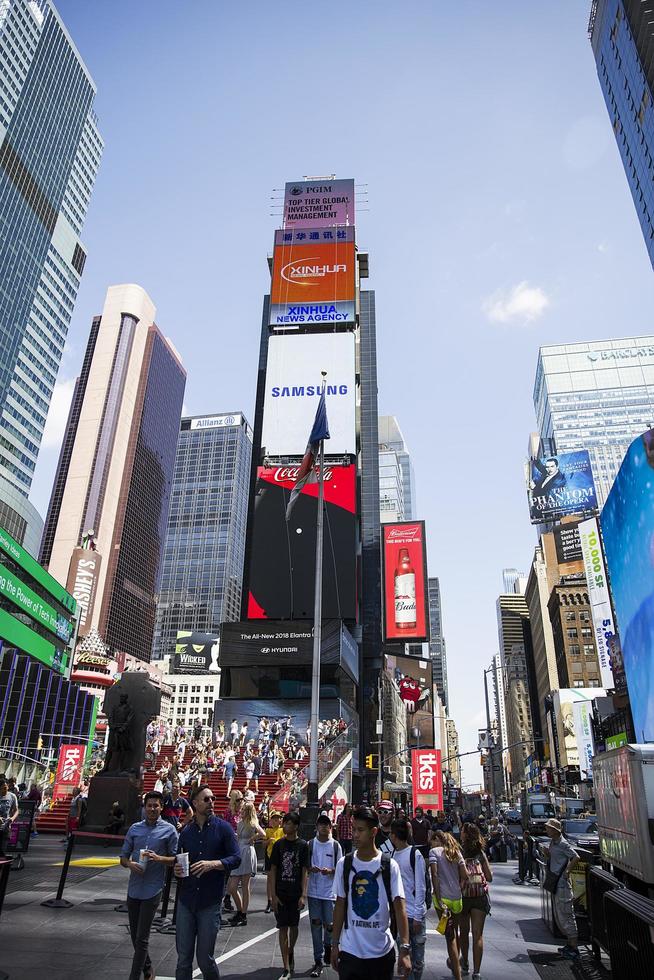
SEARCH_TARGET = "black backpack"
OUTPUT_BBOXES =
[342,852,396,938]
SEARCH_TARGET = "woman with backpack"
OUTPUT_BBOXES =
[458,822,492,979]
[429,830,468,980]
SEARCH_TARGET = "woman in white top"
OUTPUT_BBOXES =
[226,801,266,926]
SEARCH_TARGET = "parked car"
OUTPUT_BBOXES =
[504,808,521,823]
[561,818,600,856]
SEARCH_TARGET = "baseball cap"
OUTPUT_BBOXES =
[377,800,395,813]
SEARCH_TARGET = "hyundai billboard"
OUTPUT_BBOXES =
[246,464,356,621]
[269,238,356,327]
[601,428,654,741]
[283,178,355,229]
[262,333,356,456]
[382,521,429,642]
[526,450,597,524]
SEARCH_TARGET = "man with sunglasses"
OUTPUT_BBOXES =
[174,785,241,979]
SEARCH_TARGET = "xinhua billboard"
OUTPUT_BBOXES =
[246,464,357,621]
[526,450,597,524]
[382,521,429,642]
[601,428,654,741]
[269,238,356,327]
[262,332,356,457]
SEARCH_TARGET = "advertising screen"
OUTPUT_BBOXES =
[553,522,583,565]
[212,697,357,750]
[262,333,356,456]
[382,522,429,642]
[578,518,617,689]
[172,631,220,673]
[283,178,355,228]
[601,428,654,741]
[269,239,355,327]
[385,652,435,748]
[246,464,356,621]
[220,619,358,682]
[526,450,597,524]
[53,744,85,800]
[66,548,102,637]
[551,688,605,768]
[412,749,443,811]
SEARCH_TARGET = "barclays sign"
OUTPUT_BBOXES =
[587,346,654,362]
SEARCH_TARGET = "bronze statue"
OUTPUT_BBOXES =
[104,692,134,772]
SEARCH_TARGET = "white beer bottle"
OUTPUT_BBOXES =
[394,547,417,630]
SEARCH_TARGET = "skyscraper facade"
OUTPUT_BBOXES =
[496,592,536,793]
[152,413,252,662]
[0,0,102,553]
[590,0,654,268]
[534,338,654,506]
[378,415,416,522]
[41,284,186,662]
[428,577,449,711]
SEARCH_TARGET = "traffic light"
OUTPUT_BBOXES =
[365,753,378,770]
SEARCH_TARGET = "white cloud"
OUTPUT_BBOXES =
[482,281,549,325]
[41,378,75,448]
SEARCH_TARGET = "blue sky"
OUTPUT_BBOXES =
[33,1,654,787]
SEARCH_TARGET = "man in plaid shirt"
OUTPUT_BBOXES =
[335,804,353,854]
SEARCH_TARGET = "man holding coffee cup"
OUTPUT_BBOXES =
[120,790,179,980]
[174,783,241,979]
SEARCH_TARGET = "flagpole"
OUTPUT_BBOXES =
[308,375,326,808]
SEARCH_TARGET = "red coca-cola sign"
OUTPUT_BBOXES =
[382,521,428,642]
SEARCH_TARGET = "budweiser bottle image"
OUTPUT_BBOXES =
[394,547,417,630]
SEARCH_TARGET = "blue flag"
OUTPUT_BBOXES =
[285,388,330,520]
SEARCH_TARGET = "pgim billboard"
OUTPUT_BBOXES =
[262,332,356,457]
[382,521,429,642]
[269,236,356,327]
[283,178,355,228]
[526,450,598,524]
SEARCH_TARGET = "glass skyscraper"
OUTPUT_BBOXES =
[0,0,102,553]
[428,577,449,712]
[590,1,654,269]
[152,413,252,662]
[534,337,654,505]
[378,415,416,522]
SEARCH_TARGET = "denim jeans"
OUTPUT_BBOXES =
[399,917,426,980]
[175,900,222,980]
[308,896,334,962]
[127,892,160,980]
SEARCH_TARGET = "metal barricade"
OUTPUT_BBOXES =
[605,889,654,979]
[586,865,625,962]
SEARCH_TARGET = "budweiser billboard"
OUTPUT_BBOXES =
[53,743,85,801]
[382,521,429,642]
[262,333,356,456]
[66,548,102,637]
[246,464,356,621]
[269,238,355,327]
[412,748,443,811]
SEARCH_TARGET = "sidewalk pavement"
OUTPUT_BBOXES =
[0,840,606,979]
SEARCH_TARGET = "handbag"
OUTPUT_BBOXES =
[542,859,563,894]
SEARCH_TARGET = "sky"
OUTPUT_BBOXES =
[31,0,654,788]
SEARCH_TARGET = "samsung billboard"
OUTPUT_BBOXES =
[262,333,356,457]
[601,428,654,741]
[526,450,597,524]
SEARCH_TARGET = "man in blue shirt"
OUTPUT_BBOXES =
[120,790,179,980]
[174,783,240,980]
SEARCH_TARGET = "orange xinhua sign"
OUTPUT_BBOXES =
[271,240,355,306]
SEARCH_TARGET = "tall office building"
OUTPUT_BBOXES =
[590,1,654,269]
[534,338,654,506]
[428,577,449,711]
[41,284,186,661]
[378,415,416,522]
[0,0,103,554]
[152,413,252,662]
[496,592,536,793]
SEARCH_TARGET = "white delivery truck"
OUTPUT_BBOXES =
[593,744,654,889]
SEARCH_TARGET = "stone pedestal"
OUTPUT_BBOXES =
[83,774,142,835]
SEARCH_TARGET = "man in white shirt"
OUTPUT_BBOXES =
[390,817,427,980]
[331,806,411,980]
[230,719,239,747]
[308,814,343,977]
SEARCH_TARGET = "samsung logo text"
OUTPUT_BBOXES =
[271,384,348,398]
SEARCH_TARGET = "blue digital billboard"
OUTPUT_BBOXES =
[601,429,654,742]
[527,450,597,524]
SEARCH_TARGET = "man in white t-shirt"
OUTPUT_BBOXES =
[331,806,411,980]
[308,814,343,977]
[390,817,427,980]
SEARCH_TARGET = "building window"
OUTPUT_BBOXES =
[569,644,580,657]
[567,628,578,639]
[565,612,576,622]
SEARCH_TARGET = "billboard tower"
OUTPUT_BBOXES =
[234,177,378,798]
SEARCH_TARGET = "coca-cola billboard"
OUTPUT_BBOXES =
[382,521,429,642]
[246,464,356,621]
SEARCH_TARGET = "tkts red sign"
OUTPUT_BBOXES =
[54,744,85,800]
[412,748,443,811]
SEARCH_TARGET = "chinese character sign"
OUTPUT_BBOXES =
[411,748,443,811]
[54,744,85,800]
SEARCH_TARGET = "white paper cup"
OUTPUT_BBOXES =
[176,852,189,877]
[139,848,149,867]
